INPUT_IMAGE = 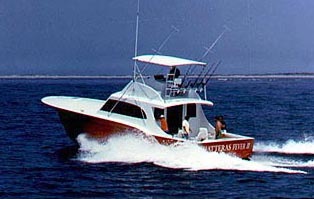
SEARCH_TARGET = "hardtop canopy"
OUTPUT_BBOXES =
[133,55,207,67]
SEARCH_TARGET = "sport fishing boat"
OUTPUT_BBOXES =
[41,1,254,159]
[42,54,254,159]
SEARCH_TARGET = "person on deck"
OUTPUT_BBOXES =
[159,115,169,134]
[182,115,191,139]
[215,115,226,139]
[168,66,181,81]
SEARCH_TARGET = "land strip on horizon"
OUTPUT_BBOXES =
[1,73,314,79]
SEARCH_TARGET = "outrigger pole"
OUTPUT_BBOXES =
[133,0,140,82]
[181,26,229,87]
[110,0,146,120]
[140,25,179,75]
[110,0,140,114]
[199,25,230,61]
[152,25,179,55]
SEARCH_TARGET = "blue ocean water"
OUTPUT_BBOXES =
[0,78,313,198]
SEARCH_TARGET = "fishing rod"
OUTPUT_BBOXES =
[194,62,217,90]
[194,61,221,100]
[189,64,208,88]
[181,65,196,88]
[183,62,214,89]
[184,62,214,89]
[203,60,222,86]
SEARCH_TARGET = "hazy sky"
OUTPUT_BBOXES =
[1,0,314,75]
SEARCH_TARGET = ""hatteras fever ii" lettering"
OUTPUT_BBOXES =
[205,142,251,152]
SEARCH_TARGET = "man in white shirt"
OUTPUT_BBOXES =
[182,116,190,139]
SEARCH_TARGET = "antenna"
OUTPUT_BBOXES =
[133,0,140,81]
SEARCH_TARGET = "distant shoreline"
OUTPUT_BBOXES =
[0,75,133,79]
[1,74,314,79]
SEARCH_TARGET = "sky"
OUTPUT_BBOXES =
[1,0,314,75]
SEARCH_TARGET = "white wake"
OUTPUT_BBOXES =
[254,137,314,155]
[251,155,314,168]
[76,134,308,174]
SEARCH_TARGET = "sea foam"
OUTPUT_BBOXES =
[254,137,314,155]
[76,134,307,174]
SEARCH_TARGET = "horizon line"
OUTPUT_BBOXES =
[1,73,314,79]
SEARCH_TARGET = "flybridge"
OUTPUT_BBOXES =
[133,54,221,100]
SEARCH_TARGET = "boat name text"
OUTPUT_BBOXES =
[206,142,251,152]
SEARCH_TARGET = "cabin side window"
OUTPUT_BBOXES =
[101,99,147,119]
[187,103,196,117]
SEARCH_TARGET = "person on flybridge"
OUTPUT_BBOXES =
[168,66,180,81]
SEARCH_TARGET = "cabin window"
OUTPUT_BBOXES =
[187,104,196,117]
[101,99,147,119]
